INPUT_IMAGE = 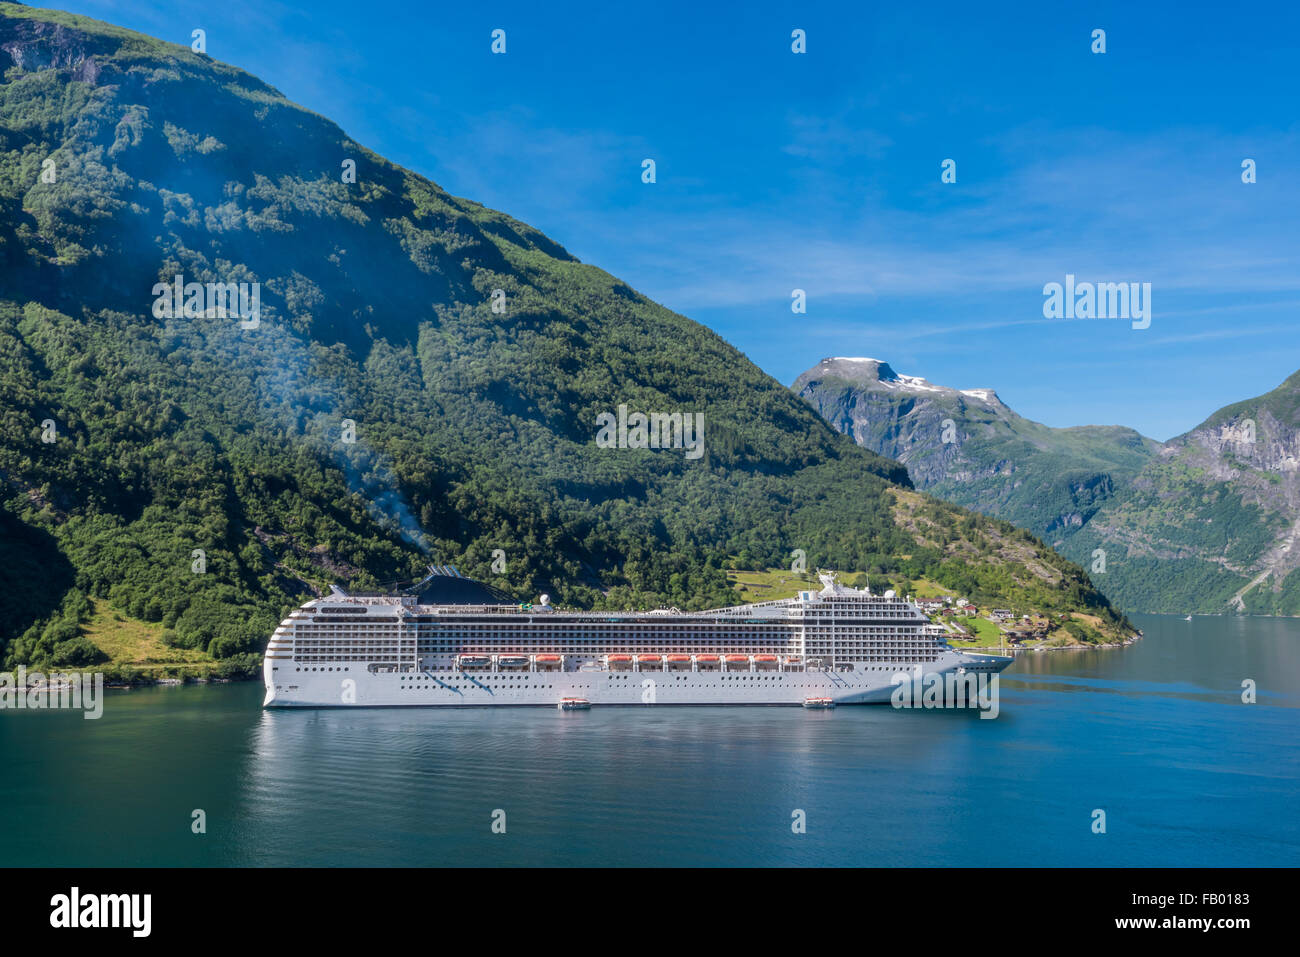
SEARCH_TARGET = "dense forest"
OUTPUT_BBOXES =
[0,3,1131,672]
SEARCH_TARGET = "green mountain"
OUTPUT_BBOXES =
[0,3,1132,670]
[794,358,1160,542]
[1063,370,1300,615]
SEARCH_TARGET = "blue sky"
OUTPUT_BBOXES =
[42,0,1300,440]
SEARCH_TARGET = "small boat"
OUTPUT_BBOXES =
[535,654,562,664]
[724,654,750,663]
[1184,615,1193,621]
[666,655,692,663]
[803,696,835,709]
[456,654,491,668]
[695,654,720,663]
[608,654,633,662]
[557,697,590,711]
[637,654,662,663]
[496,655,530,667]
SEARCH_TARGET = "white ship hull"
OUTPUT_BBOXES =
[262,569,1014,710]
[264,650,1009,708]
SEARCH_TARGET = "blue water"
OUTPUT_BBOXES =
[2,613,1297,866]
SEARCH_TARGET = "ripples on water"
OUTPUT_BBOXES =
[2,614,1297,866]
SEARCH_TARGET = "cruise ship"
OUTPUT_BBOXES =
[262,568,1013,708]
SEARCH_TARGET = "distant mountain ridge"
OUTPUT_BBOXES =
[796,356,1300,615]
[794,356,1160,537]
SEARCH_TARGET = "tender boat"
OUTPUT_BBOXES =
[803,696,835,709]
[557,697,591,711]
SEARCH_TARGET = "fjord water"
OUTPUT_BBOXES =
[3,614,1297,867]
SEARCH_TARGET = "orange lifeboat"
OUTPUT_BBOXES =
[666,655,691,662]
[754,655,778,662]
[608,654,633,662]
[638,654,662,663]
[695,654,720,662]
[724,654,750,663]
[535,654,562,663]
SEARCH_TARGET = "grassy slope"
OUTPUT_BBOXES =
[81,597,226,679]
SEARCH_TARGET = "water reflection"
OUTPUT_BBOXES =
[4,613,1297,866]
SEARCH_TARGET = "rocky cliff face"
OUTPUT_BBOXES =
[1,14,103,82]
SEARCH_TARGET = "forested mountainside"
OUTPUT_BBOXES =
[0,3,1130,672]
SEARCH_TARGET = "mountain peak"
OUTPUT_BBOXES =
[796,357,1003,407]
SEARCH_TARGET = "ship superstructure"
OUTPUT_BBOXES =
[263,569,1012,708]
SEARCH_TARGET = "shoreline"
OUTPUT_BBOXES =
[12,631,1150,691]
[102,675,254,689]
[1035,630,1143,651]
[959,630,1144,654]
